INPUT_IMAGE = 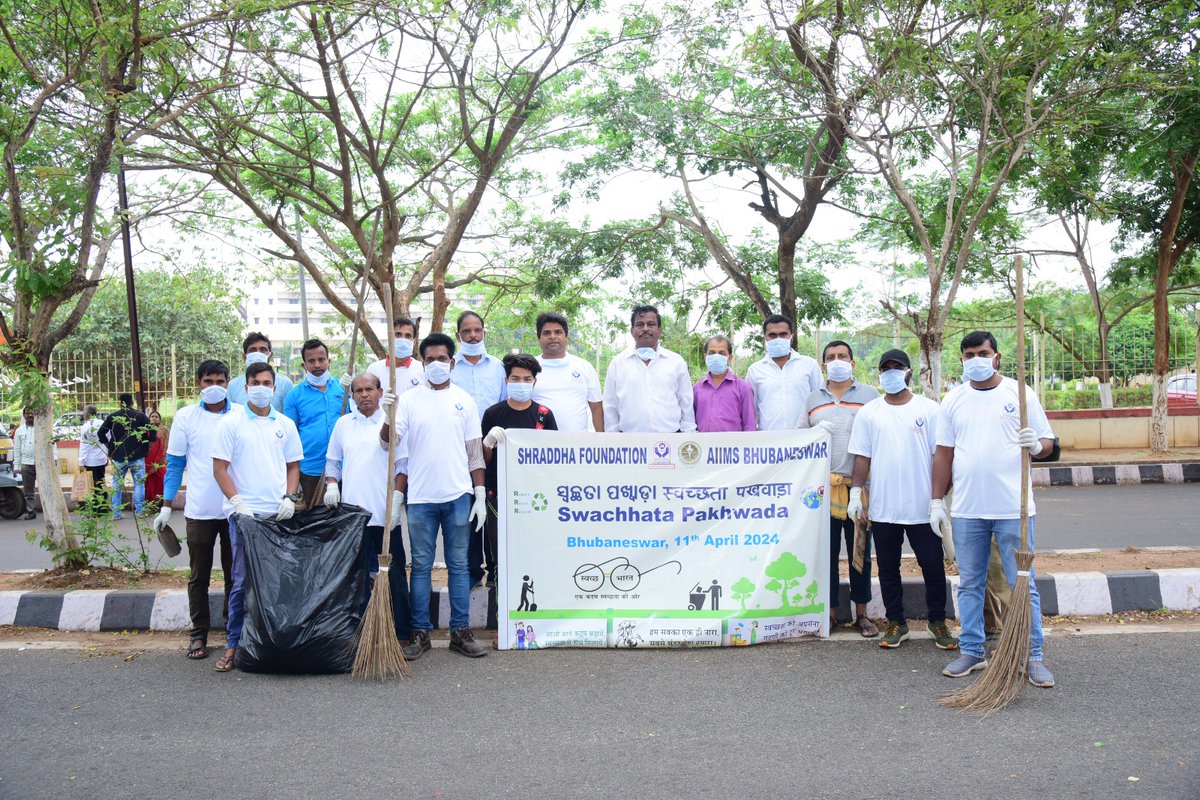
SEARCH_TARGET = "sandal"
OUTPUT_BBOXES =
[187,638,209,660]
[215,648,237,672]
[855,615,880,638]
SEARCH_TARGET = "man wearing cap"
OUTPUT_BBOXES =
[153,359,238,661]
[745,314,823,430]
[848,349,957,651]
[799,340,879,637]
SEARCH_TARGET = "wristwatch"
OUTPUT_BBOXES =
[283,491,302,503]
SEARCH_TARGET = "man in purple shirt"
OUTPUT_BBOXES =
[693,335,757,432]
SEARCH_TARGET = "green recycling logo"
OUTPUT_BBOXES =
[531,492,549,511]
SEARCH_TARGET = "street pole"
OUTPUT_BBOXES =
[295,205,310,342]
[117,157,146,411]
[1194,308,1199,407]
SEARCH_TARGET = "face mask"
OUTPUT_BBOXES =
[245,352,268,366]
[459,340,485,357]
[393,338,414,359]
[879,369,908,395]
[635,347,657,361]
[507,382,534,402]
[963,355,996,382]
[305,370,330,387]
[426,360,452,385]
[705,354,729,375]
[825,359,853,382]
[200,385,228,405]
[765,338,791,358]
[247,385,274,408]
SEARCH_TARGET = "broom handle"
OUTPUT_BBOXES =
[340,210,382,416]
[380,271,398,559]
[1015,255,1030,553]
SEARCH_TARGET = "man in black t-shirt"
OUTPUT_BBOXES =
[481,353,558,589]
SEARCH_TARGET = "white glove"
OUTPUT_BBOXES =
[847,487,864,521]
[152,506,172,534]
[381,390,397,415]
[469,486,487,533]
[929,498,951,539]
[483,426,507,448]
[323,482,340,508]
[817,419,836,436]
[276,496,296,521]
[1017,427,1041,455]
[339,373,353,388]
[388,490,405,529]
[230,494,252,516]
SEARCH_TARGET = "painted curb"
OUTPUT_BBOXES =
[1032,462,1200,487]
[2,570,1197,632]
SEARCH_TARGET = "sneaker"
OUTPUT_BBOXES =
[943,654,988,678]
[402,629,431,661]
[927,620,959,650]
[878,621,909,648]
[1027,659,1055,688]
[449,628,488,658]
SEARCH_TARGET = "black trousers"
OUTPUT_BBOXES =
[185,517,233,641]
[20,465,37,509]
[871,521,947,625]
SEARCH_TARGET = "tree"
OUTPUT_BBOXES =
[730,576,756,610]
[763,551,807,608]
[0,0,239,557]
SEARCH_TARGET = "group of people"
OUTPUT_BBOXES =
[132,304,1051,685]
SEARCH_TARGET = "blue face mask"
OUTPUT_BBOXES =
[963,356,996,382]
[459,340,485,357]
[765,338,791,358]
[425,360,452,385]
[246,385,274,408]
[635,347,657,361]
[705,353,729,375]
[879,369,908,395]
[393,338,414,359]
[507,382,534,402]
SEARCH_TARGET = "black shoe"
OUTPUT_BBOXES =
[402,630,431,661]
[22,511,36,520]
[449,628,488,658]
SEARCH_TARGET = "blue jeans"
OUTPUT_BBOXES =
[226,514,249,650]
[408,494,472,631]
[111,459,146,516]
[953,516,1043,661]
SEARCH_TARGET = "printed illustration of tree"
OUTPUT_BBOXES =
[763,552,807,609]
[730,577,756,611]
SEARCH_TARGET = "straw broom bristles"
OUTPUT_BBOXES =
[352,553,412,680]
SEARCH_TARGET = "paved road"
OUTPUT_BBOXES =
[0,630,1196,799]
[0,483,1196,571]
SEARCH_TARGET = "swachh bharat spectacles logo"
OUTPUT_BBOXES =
[512,491,549,514]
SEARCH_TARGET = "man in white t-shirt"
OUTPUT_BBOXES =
[211,361,304,673]
[357,315,426,396]
[325,373,410,642]
[533,311,603,432]
[153,360,240,661]
[848,349,957,651]
[932,330,1056,687]
[380,332,488,660]
[745,314,823,430]
[602,305,696,433]
[77,405,109,513]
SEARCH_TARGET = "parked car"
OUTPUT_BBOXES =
[1167,374,1197,407]
[0,470,25,519]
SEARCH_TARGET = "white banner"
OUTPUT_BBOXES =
[497,429,831,649]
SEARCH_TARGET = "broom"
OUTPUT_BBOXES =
[351,257,413,680]
[937,254,1033,715]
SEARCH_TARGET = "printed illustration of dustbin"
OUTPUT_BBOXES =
[688,584,707,611]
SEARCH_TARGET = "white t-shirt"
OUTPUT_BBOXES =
[167,401,243,520]
[393,384,482,504]
[78,418,108,468]
[326,408,401,527]
[848,394,940,525]
[936,377,1054,519]
[745,351,823,430]
[366,357,425,395]
[533,354,601,432]
[602,347,697,433]
[212,407,304,516]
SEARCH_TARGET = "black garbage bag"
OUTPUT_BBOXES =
[236,504,370,674]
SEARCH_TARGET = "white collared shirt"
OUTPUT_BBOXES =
[326,407,401,527]
[533,353,602,432]
[212,405,303,516]
[602,347,697,433]
[745,350,823,430]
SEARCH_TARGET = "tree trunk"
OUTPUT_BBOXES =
[1097,322,1113,409]
[33,404,81,563]
[917,330,943,398]
[1149,258,1172,453]
[777,237,798,333]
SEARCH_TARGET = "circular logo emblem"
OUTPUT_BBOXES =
[653,441,670,459]
[802,489,822,509]
[678,441,701,465]
[531,492,548,511]
[1004,402,1016,413]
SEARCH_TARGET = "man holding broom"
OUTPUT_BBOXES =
[932,331,1056,687]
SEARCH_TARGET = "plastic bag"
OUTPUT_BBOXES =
[236,504,370,674]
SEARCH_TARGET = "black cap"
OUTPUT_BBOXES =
[878,349,911,370]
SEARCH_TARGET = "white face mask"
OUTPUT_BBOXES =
[507,382,534,402]
[245,352,269,366]
[879,369,909,395]
[393,338,414,359]
[765,338,791,358]
[963,355,997,382]
[459,340,485,357]
[200,385,228,405]
[425,360,452,385]
[246,385,274,408]
[825,359,853,382]
[305,370,330,387]
[635,347,657,361]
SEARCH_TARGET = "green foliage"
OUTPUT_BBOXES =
[729,576,756,611]
[763,552,807,608]
[1042,387,1153,410]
